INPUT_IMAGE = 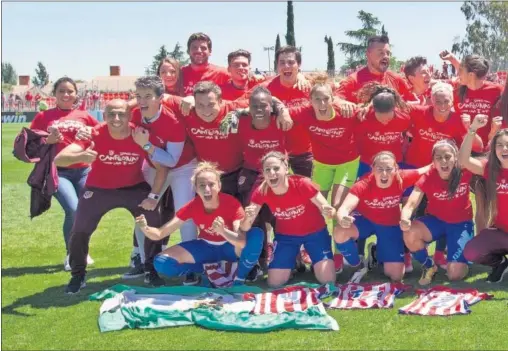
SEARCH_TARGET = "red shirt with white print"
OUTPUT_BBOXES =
[251,176,325,236]
[289,103,359,165]
[483,161,508,233]
[335,67,416,104]
[405,106,467,167]
[255,77,312,155]
[176,192,245,244]
[219,78,267,101]
[238,116,286,171]
[416,167,473,223]
[350,170,421,226]
[453,81,503,147]
[75,123,145,189]
[130,105,195,169]
[30,108,99,169]
[178,103,242,173]
[181,64,231,96]
[354,108,411,164]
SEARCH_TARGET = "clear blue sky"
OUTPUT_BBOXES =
[2,2,467,81]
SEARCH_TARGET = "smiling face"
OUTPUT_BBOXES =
[433,144,457,180]
[159,61,178,90]
[104,100,129,134]
[494,133,508,168]
[195,171,221,204]
[228,55,250,83]
[372,155,398,189]
[135,87,160,118]
[367,42,391,74]
[277,52,300,86]
[311,86,333,119]
[409,64,431,91]
[55,81,77,110]
[188,40,211,66]
[431,90,453,119]
[262,156,288,191]
[195,91,221,122]
[249,92,272,126]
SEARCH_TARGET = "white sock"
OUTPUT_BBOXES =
[162,245,167,251]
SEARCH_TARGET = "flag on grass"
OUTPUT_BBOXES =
[326,282,409,310]
[398,286,493,316]
[90,284,339,333]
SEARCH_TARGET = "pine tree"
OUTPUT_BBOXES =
[285,1,296,47]
[168,42,190,66]
[150,45,170,74]
[32,62,49,87]
[324,36,336,77]
[274,34,281,71]
[1,62,17,85]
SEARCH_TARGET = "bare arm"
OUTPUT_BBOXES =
[54,143,96,167]
[311,192,336,220]
[214,218,246,249]
[400,186,425,229]
[336,193,359,221]
[136,215,185,241]
[240,203,262,232]
[459,115,488,175]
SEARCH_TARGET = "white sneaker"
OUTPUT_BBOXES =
[64,255,71,271]
[86,255,95,265]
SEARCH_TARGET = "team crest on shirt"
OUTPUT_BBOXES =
[428,128,433,132]
[83,191,94,199]
[249,139,255,145]
[276,208,281,212]
[109,150,114,156]
[200,224,205,229]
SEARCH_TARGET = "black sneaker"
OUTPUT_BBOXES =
[129,253,141,269]
[246,264,263,282]
[122,263,145,279]
[144,271,165,287]
[366,243,378,271]
[294,259,307,274]
[486,257,508,283]
[182,273,200,286]
[65,275,86,294]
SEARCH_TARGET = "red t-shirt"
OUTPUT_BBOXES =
[405,106,467,167]
[416,167,473,223]
[238,116,286,171]
[350,170,421,226]
[354,108,411,163]
[130,105,195,169]
[289,103,359,165]
[258,77,312,155]
[219,79,264,101]
[176,192,245,244]
[76,123,145,189]
[335,67,416,104]
[251,176,325,236]
[25,93,33,101]
[483,162,508,233]
[453,81,503,146]
[30,108,99,169]
[181,64,231,96]
[179,104,242,173]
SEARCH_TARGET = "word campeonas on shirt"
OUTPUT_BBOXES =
[366,131,402,143]
[248,139,281,149]
[418,128,453,142]
[190,127,228,140]
[98,150,140,165]
[273,205,306,220]
[433,183,469,200]
[364,195,402,209]
[309,126,346,138]
[457,99,492,113]
[282,98,308,108]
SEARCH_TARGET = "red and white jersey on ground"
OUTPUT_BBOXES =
[326,282,409,309]
[203,261,238,288]
[398,286,493,316]
[243,285,331,315]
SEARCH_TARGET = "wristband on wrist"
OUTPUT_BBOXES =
[148,193,160,201]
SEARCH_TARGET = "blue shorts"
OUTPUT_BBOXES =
[354,215,404,263]
[358,162,413,197]
[269,227,333,270]
[417,215,474,263]
[178,239,238,264]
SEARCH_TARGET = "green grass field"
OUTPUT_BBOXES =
[1,123,507,350]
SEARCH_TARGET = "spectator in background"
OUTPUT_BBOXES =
[25,91,33,109]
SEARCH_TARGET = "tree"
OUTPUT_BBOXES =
[452,1,508,71]
[32,62,49,87]
[285,1,296,47]
[389,56,405,72]
[336,10,385,71]
[324,36,336,77]
[168,42,190,66]
[274,34,281,71]
[149,45,170,74]
[1,62,17,85]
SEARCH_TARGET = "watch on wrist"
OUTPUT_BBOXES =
[148,193,160,201]
[142,142,152,151]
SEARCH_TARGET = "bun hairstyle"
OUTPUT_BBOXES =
[190,161,223,190]
[432,139,462,198]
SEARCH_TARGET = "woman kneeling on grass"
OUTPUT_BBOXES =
[460,115,508,283]
[136,161,264,286]
[400,139,474,286]
[334,151,430,283]
[241,151,336,288]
